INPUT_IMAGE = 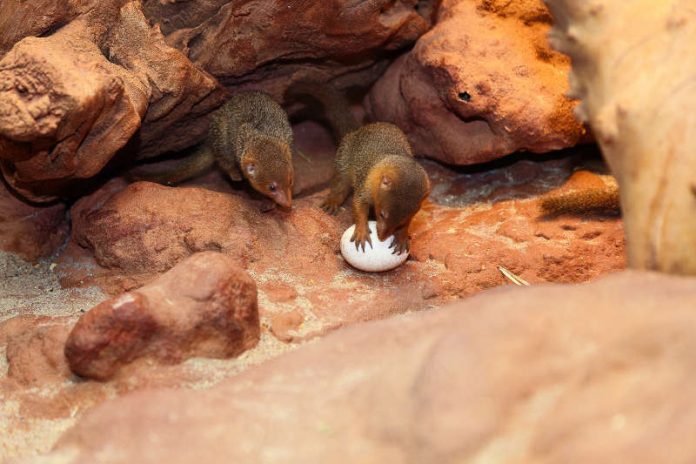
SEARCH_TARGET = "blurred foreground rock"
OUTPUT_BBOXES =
[545,0,696,274]
[30,271,696,463]
[64,252,259,381]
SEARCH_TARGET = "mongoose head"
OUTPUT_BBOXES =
[240,137,294,208]
[369,157,430,241]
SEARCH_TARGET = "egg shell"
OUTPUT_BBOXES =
[340,221,409,272]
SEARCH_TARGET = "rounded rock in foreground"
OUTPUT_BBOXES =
[340,221,409,272]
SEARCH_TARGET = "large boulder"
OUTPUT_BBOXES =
[68,180,341,276]
[0,1,226,201]
[544,0,696,274]
[29,271,696,463]
[366,0,587,165]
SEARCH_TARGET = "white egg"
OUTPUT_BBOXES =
[340,221,409,272]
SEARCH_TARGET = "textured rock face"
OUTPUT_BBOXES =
[366,0,586,165]
[60,149,625,341]
[69,180,341,277]
[64,252,259,381]
[0,182,67,261]
[545,0,696,274]
[0,0,88,56]
[144,0,433,99]
[1,316,73,387]
[0,1,226,201]
[37,271,696,463]
[0,0,433,201]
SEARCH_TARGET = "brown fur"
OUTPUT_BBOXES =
[131,91,294,208]
[322,122,430,254]
[541,179,620,215]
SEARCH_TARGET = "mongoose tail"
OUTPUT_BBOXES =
[541,178,620,215]
[127,144,215,185]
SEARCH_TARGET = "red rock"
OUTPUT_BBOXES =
[145,0,433,100]
[365,0,586,165]
[64,252,259,381]
[269,310,305,343]
[0,1,88,55]
[4,317,73,387]
[44,271,696,463]
[70,180,342,276]
[0,182,67,261]
[0,1,225,201]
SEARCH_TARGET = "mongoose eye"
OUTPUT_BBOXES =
[268,183,277,192]
[379,210,388,220]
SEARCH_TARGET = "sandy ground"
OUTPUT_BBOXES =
[1,251,103,461]
[0,251,302,462]
[0,252,105,324]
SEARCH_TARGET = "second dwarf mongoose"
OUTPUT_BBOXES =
[322,122,430,254]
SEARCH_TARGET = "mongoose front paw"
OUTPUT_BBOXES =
[389,230,410,255]
[351,225,373,252]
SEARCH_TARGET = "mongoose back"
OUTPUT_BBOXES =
[132,91,295,208]
[322,122,430,254]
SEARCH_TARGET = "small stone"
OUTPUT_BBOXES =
[64,252,260,381]
[340,221,409,272]
[270,310,305,343]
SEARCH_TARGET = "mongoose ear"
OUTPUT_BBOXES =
[380,175,392,188]
[244,161,257,177]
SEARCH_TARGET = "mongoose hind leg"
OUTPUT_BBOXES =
[321,174,352,215]
[389,226,410,255]
[350,195,372,252]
